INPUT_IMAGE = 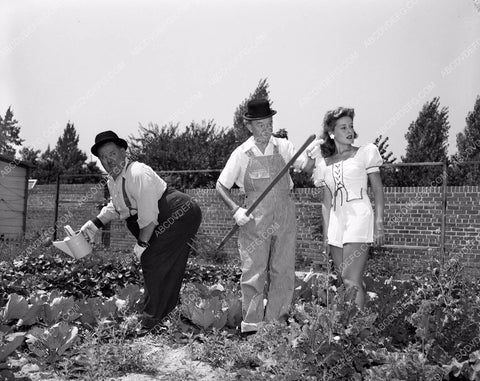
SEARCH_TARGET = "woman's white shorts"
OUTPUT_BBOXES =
[327,199,374,248]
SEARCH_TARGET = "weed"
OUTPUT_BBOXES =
[59,318,158,380]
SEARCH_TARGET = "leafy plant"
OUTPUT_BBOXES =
[76,298,117,328]
[404,257,480,363]
[180,283,241,330]
[0,332,25,362]
[1,242,480,380]
[293,270,329,304]
[60,318,157,380]
[442,350,480,380]
[115,283,143,314]
[363,345,445,380]
[26,321,79,363]
[1,294,28,323]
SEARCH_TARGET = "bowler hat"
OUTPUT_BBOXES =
[243,99,277,120]
[91,131,128,156]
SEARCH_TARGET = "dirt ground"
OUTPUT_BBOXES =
[9,337,229,381]
[117,346,228,381]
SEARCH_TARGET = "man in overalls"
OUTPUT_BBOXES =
[216,99,316,333]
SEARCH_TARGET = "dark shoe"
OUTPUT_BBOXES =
[240,321,263,336]
[240,330,257,339]
[134,327,151,338]
[124,326,149,338]
[141,314,162,330]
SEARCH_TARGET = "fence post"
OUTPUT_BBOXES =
[440,161,447,264]
[102,179,111,247]
[22,166,30,237]
[53,174,60,240]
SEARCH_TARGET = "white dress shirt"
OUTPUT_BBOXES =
[218,136,308,192]
[98,160,167,229]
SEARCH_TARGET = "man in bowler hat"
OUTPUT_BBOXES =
[216,99,319,333]
[81,131,202,332]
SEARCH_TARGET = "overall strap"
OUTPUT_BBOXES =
[122,161,137,215]
[245,148,256,159]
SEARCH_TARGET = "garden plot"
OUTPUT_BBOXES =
[1,244,480,380]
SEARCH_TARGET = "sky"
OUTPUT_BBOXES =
[1,0,480,167]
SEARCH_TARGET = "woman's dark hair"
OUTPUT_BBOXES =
[320,107,357,157]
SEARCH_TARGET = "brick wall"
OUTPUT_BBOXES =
[26,184,480,273]
[26,182,136,248]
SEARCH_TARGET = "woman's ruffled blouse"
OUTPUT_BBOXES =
[313,143,383,208]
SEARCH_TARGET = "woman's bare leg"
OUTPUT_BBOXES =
[338,242,369,309]
[329,245,343,276]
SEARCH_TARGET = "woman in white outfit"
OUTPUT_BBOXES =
[313,107,385,308]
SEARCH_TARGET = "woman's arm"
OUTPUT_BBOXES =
[292,138,324,175]
[368,172,385,246]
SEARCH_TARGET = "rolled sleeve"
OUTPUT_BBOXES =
[218,149,241,189]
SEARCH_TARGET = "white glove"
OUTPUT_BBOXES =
[80,220,98,242]
[233,207,253,226]
[133,243,147,260]
[305,138,324,160]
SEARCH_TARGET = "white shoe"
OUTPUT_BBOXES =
[241,321,263,333]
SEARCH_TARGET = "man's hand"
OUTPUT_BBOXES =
[233,207,254,226]
[133,243,147,260]
[80,220,98,242]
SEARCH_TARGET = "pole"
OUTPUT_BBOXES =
[440,161,447,264]
[53,174,60,240]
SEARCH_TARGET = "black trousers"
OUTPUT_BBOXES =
[126,187,202,322]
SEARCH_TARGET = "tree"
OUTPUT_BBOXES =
[0,107,23,158]
[273,128,288,139]
[35,145,58,184]
[233,78,271,144]
[129,123,179,168]
[401,97,450,186]
[19,147,41,165]
[449,96,480,185]
[52,122,87,173]
[373,134,399,186]
[373,135,396,164]
[129,120,237,188]
[29,123,102,184]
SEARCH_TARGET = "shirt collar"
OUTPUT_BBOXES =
[242,136,277,153]
[121,158,130,179]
